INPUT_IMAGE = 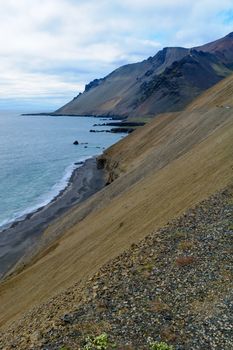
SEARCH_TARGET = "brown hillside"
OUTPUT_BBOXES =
[55,33,233,119]
[0,75,233,330]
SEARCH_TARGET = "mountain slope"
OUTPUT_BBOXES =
[196,31,233,67]
[0,74,233,330]
[55,47,189,117]
[130,50,231,117]
[55,33,233,119]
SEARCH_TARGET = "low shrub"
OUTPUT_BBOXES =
[84,333,116,350]
[148,338,173,350]
[82,333,173,350]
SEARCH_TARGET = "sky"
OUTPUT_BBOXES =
[0,0,233,111]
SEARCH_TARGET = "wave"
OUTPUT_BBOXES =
[0,156,92,232]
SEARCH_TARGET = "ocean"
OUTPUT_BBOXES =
[0,111,123,230]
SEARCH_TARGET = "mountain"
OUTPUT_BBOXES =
[1,73,233,340]
[55,33,233,119]
[195,31,233,66]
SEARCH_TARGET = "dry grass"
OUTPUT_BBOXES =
[74,320,112,336]
[190,299,217,317]
[149,300,170,313]
[160,326,177,343]
[177,240,195,251]
[138,263,154,273]
[173,231,188,240]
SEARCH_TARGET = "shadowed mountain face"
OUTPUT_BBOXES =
[55,33,233,119]
[195,32,233,67]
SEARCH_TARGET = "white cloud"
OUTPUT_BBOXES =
[0,0,232,107]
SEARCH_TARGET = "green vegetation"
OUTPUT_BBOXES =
[138,262,154,273]
[212,63,232,77]
[82,334,173,350]
[84,333,116,350]
[148,339,173,350]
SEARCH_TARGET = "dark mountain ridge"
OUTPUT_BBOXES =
[55,33,233,119]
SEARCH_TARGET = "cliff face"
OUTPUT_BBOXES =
[55,33,233,119]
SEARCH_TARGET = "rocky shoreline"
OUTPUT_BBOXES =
[0,158,106,281]
[1,184,232,349]
[90,128,134,134]
[90,121,145,134]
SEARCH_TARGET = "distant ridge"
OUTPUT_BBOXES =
[55,32,233,119]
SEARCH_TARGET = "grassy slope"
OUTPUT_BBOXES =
[0,75,233,329]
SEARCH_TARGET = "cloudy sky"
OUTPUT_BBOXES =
[0,0,233,110]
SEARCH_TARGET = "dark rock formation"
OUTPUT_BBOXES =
[84,78,105,92]
[96,157,106,170]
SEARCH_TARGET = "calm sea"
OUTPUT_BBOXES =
[0,111,123,230]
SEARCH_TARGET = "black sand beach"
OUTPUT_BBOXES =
[0,157,105,280]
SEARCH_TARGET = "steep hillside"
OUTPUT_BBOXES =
[55,33,233,119]
[1,186,232,349]
[0,74,233,333]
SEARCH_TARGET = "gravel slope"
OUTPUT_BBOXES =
[1,184,232,350]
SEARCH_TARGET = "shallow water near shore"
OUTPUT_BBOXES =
[0,111,123,230]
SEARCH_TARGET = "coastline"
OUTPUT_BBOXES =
[0,161,87,232]
[0,157,106,280]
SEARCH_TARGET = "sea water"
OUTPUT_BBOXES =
[0,111,124,230]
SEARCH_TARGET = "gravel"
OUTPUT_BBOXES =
[1,185,232,350]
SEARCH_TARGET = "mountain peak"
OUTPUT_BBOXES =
[226,32,233,38]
